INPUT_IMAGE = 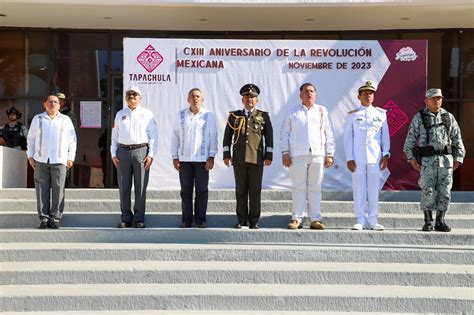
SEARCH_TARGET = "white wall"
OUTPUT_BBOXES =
[0,146,27,188]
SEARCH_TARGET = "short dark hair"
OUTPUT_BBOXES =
[188,88,202,98]
[43,94,59,103]
[299,83,316,92]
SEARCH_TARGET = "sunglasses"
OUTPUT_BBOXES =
[126,92,138,97]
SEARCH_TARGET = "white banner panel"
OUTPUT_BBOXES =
[124,38,392,190]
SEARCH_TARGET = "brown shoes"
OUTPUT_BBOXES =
[287,220,302,229]
[310,220,325,230]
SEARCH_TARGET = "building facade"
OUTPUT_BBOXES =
[0,1,473,189]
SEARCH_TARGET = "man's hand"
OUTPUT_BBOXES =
[112,157,120,168]
[224,158,232,167]
[205,157,214,171]
[143,156,153,171]
[264,159,272,166]
[282,154,291,168]
[173,159,180,171]
[28,157,36,170]
[409,159,421,172]
[324,156,334,168]
[66,160,74,170]
[380,156,389,170]
[453,161,462,171]
[347,160,356,173]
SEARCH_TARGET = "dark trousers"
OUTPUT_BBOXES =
[233,163,263,225]
[179,162,209,224]
[117,146,149,224]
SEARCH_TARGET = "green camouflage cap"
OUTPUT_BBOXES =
[56,92,66,100]
[425,88,443,98]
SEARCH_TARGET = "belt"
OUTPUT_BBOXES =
[119,143,148,150]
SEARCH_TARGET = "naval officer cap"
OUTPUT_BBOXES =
[125,86,141,95]
[358,80,377,93]
[240,84,260,97]
[425,88,443,98]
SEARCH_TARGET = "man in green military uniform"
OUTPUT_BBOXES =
[223,84,273,229]
[403,88,465,232]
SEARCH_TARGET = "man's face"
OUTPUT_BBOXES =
[8,113,17,122]
[126,91,141,110]
[425,96,443,113]
[59,99,66,109]
[188,90,204,110]
[242,95,258,111]
[300,85,316,106]
[358,90,374,107]
[44,96,60,116]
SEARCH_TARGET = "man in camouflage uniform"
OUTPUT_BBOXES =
[403,88,465,232]
[223,84,273,229]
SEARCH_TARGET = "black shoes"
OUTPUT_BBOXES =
[180,222,192,228]
[38,219,59,229]
[197,222,207,228]
[234,222,248,229]
[134,222,146,228]
[48,220,60,229]
[249,222,260,229]
[38,219,48,229]
[117,221,132,228]
[434,210,451,232]
[234,222,260,229]
[422,210,434,231]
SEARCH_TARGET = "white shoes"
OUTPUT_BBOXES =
[352,223,364,231]
[368,223,384,231]
[352,223,384,231]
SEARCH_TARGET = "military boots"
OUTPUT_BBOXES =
[422,210,433,231]
[434,210,451,232]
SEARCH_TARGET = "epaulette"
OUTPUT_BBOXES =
[256,109,267,113]
[348,109,359,114]
[375,107,386,113]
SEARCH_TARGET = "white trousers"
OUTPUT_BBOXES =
[352,162,381,226]
[289,154,324,222]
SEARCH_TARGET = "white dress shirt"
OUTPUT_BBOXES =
[343,105,390,164]
[171,107,218,162]
[111,106,158,158]
[27,112,77,165]
[280,103,335,157]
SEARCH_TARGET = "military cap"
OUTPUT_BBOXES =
[125,86,141,96]
[425,88,443,98]
[358,80,377,93]
[56,92,66,100]
[240,84,260,97]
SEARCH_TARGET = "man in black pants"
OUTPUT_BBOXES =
[171,88,218,228]
[223,84,273,229]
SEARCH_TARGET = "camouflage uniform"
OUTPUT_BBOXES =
[403,107,465,217]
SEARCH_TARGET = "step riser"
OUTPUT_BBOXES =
[3,270,471,287]
[0,230,471,246]
[1,201,472,214]
[1,189,473,202]
[2,249,471,265]
[1,296,471,313]
[2,213,472,229]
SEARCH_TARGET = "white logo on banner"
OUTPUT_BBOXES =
[395,47,418,62]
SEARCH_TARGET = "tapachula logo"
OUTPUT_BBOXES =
[137,45,164,73]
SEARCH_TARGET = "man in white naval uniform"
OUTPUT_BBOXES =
[343,80,390,231]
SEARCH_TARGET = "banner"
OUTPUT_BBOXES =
[124,38,426,190]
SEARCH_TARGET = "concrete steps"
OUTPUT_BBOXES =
[0,189,473,313]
